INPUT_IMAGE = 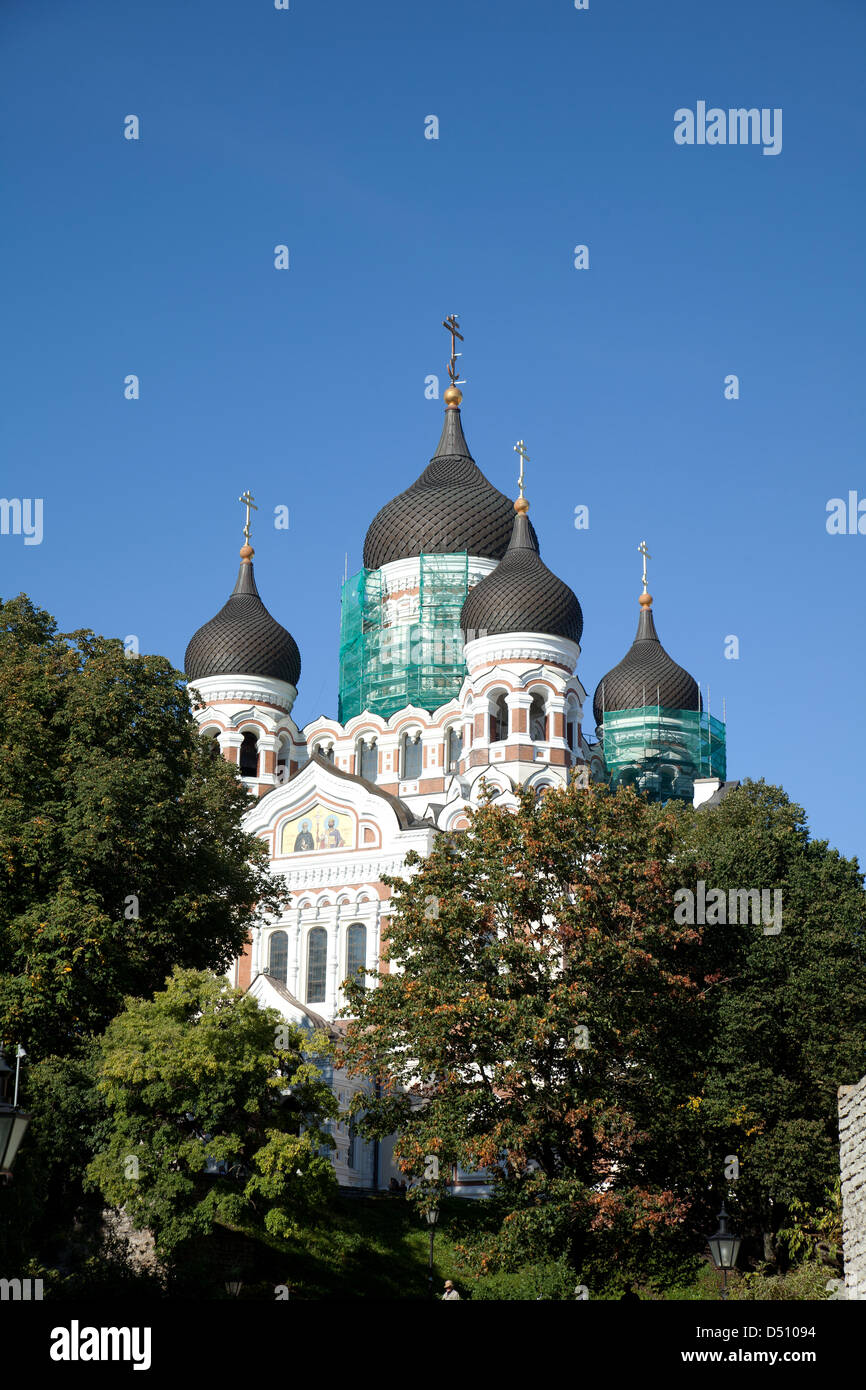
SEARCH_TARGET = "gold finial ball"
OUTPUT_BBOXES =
[514,497,530,514]
[443,386,463,407]
[240,543,254,560]
[639,591,653,608]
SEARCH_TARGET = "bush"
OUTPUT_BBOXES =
[469,1259,579,1301]
[729,1263,832,1301]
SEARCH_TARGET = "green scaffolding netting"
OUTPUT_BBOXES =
[338,553,469,724]
[601,705,726,802]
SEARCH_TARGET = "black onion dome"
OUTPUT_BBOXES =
[459,505,583,645]
[185,555,301,686]
[592,601,700,727]
[363,403,538,568]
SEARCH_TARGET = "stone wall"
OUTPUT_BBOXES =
[838,1074,866,1300]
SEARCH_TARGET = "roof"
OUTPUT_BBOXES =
[459,506,583,645]
[697,779,741,808]
[249,973,338,1037]
[363,403,538,569]
[266,751,430,829]
[593,602,700,728]
[185,556,301,686]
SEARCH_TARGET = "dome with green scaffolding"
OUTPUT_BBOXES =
[594,590,724,803]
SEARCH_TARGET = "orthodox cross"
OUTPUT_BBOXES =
[638,539,651,593]
[514,439,530,498]
[239,489,258,544]
[442,313,464,385]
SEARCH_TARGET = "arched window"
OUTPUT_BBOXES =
[306,928,327,1004]
[359,739,378,782]
[276,737,290,783]
[489,694,509,744]
[566,703,579,754]
[446,726,462,772]
[346,922,367,988]
[402,732,422,779]
[267,930,288,984]
[529,693,547,742]
[203,730,221,760]
[239,731,259,778]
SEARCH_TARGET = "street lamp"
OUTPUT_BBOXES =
[0,1050,30,1183]
[707,1204,741,1299]
[426,1205,440,1299]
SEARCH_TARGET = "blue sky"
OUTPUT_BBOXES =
[3,0,865,863]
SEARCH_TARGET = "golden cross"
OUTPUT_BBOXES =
[442,313,464,385]
[638,539,651,592]
[514,439,530,498]
[239,489,258,543]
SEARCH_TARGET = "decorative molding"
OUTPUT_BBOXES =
[189,673,297,715]
[464,631,580,674]
[378,554,497,599]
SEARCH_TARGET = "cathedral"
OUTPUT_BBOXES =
[182,323,729,1191]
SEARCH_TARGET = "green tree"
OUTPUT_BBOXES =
[0,593,285,1057]
[86,969,338,1257]
[679,781,866,1264]
[342,780,709,1286]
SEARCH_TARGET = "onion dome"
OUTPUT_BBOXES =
[459,495,583,644]
[592,592,700,728]
[185,544,301,686]
[363,389,538,568]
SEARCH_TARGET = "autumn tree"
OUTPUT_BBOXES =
[342,780,709,1286]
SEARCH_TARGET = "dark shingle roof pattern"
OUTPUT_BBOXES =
[185,558,301,686]
[592,605,700,727]
[459,509,583,645]
[363,405,538,569]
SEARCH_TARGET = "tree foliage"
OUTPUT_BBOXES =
[86,969,338,1256]
[0,593,286,1056]
[343,780,709,1282]
[679,781,866,1256]
[342,776,866,1282]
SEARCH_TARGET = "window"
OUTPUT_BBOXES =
[447,726,463,772]
[239,732,259,777]
[306,927,327,1003]
[402,732,422,779]
[566,705,579,753]
[276,737,290,782]
[529,694,547,742]
[267,930,288,985]
[359,739,378,782]
[347,1115,357,1169]
[203,730,221,759]
[346,922,367,988]
[489,694,508,743]
[317,744,335,763]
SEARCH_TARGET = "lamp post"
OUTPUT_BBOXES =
[707,1203,741,1299]
[0,1049,31,1183]
[426,1205,440,1299]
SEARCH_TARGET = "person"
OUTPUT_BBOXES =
[292,818,314,852]
[441,1280,461,1301]
[325,815,344,848]
[620,1282,640,1301]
